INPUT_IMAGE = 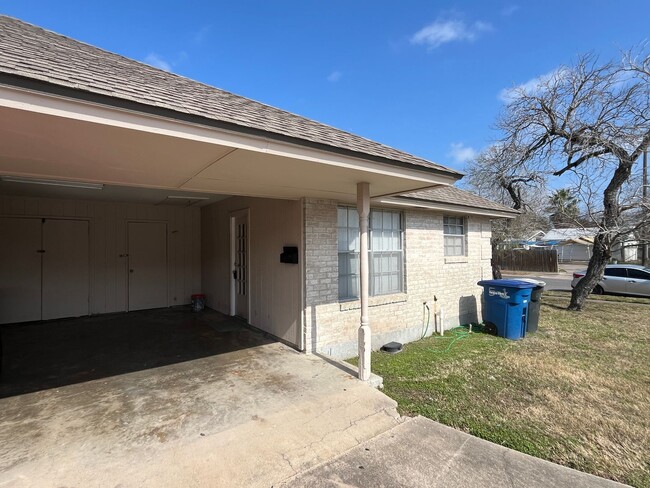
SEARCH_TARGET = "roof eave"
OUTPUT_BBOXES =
[378,196,520,218]
[0,72,463,181]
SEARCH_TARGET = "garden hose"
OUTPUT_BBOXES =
[421,302,431,339]
[428,326,471,353]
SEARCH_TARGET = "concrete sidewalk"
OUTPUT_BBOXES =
[282,416,627,488]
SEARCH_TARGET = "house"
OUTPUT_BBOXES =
[538,228,639,263]
[0,16,517,380]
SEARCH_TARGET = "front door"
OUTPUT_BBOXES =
[128,222,168,311]
[231,210,249,320]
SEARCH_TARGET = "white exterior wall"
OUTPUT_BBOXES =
[201,196,302,347]
[304,198,493,359]
[0,194,201,314]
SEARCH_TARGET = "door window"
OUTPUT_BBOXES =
[604,268,627,277]
[627,269,650,280]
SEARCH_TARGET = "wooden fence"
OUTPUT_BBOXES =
[493,248,558,273]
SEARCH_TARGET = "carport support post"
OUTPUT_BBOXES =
[357,182,371,381]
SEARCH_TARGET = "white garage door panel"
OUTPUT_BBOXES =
[0,218,42,324]
[42,219,90,320]
[128,222,168,311]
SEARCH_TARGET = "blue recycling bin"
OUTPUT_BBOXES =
[477,280,536,340]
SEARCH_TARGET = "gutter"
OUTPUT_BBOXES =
[377,196,519,219]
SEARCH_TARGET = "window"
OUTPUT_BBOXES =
[443,216,466,256]
[370,210,403,296]
[627,268,650,280]
[604,267,627,278]
[338,207,360,300]
[337,207,404,300]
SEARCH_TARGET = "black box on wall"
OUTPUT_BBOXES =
[280,246,299,264]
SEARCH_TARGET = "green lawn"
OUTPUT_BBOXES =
[356,295,650,487]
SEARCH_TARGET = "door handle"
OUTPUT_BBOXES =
[233,270,237,280]
[130,269,134,273]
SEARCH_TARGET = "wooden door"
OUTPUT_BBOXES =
[231,211,249,320]
[42,219,90,320]
[0,218,42,324]
[128,222,168,311]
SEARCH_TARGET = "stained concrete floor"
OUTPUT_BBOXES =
[0,308,400,487]
[0,307,272,397]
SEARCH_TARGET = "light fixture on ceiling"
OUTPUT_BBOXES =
[0,176,104,190]
[166,195,211,200]
[157,195,212,207]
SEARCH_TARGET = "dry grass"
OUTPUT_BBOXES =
[366,294,650,487]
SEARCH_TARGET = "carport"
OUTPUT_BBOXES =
[0,81,453,377]
[0,14,461,389]
[0,16,461,486]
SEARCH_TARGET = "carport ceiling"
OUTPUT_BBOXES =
[0,104,450,203]
[0,180,228,206]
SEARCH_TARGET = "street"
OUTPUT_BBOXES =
[502,274,572,291]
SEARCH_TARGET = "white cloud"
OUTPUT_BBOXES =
[410,17,492,49]
[501,5,519,16]
[144,53,172,72]
[498,68,566,103]
[448,142,478,164]
[327,70,342,82]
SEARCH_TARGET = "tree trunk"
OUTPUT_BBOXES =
[568,235,610,310]
[568,158,634,310]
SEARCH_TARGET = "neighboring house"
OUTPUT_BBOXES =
[538,228,639,263]
[0,17,517,374]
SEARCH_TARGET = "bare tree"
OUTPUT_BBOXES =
[497,52,650,310]
[464,143,549,246]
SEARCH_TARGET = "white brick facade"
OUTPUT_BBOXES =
[303,198,493,358]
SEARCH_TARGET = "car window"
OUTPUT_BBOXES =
[627,269,650,280]
[604,268,627,277]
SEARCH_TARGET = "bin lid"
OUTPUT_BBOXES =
[515,278,546,287]
[477,279,537,289]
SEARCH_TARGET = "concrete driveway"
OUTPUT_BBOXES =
[0,308,627,487]
[0,309,399,487]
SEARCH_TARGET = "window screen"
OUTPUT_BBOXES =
[444,216,466,256]
[337,207,404,299]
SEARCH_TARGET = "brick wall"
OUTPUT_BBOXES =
[303,198,493,358]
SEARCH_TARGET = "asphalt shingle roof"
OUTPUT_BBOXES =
[400,186,519,214]
[0,15,462,177]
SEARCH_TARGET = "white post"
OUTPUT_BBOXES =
[357,182,371,381]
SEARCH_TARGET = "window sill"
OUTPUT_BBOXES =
[339,292,408,311]
[445,256,469,264]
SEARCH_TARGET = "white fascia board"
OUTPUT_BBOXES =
[377,197,518,219]
[0,85,458,187]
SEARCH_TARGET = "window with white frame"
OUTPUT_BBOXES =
[338,207,404,300]
[370,210,403,296]
[443,216,466,256]
[338,207,360,300]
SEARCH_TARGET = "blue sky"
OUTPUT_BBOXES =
[2,1,648,172]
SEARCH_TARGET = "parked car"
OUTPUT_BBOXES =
[571,264,650,297]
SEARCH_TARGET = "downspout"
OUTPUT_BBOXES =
[357,182,371,381]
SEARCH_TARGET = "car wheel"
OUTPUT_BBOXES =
[592,285,604,295]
